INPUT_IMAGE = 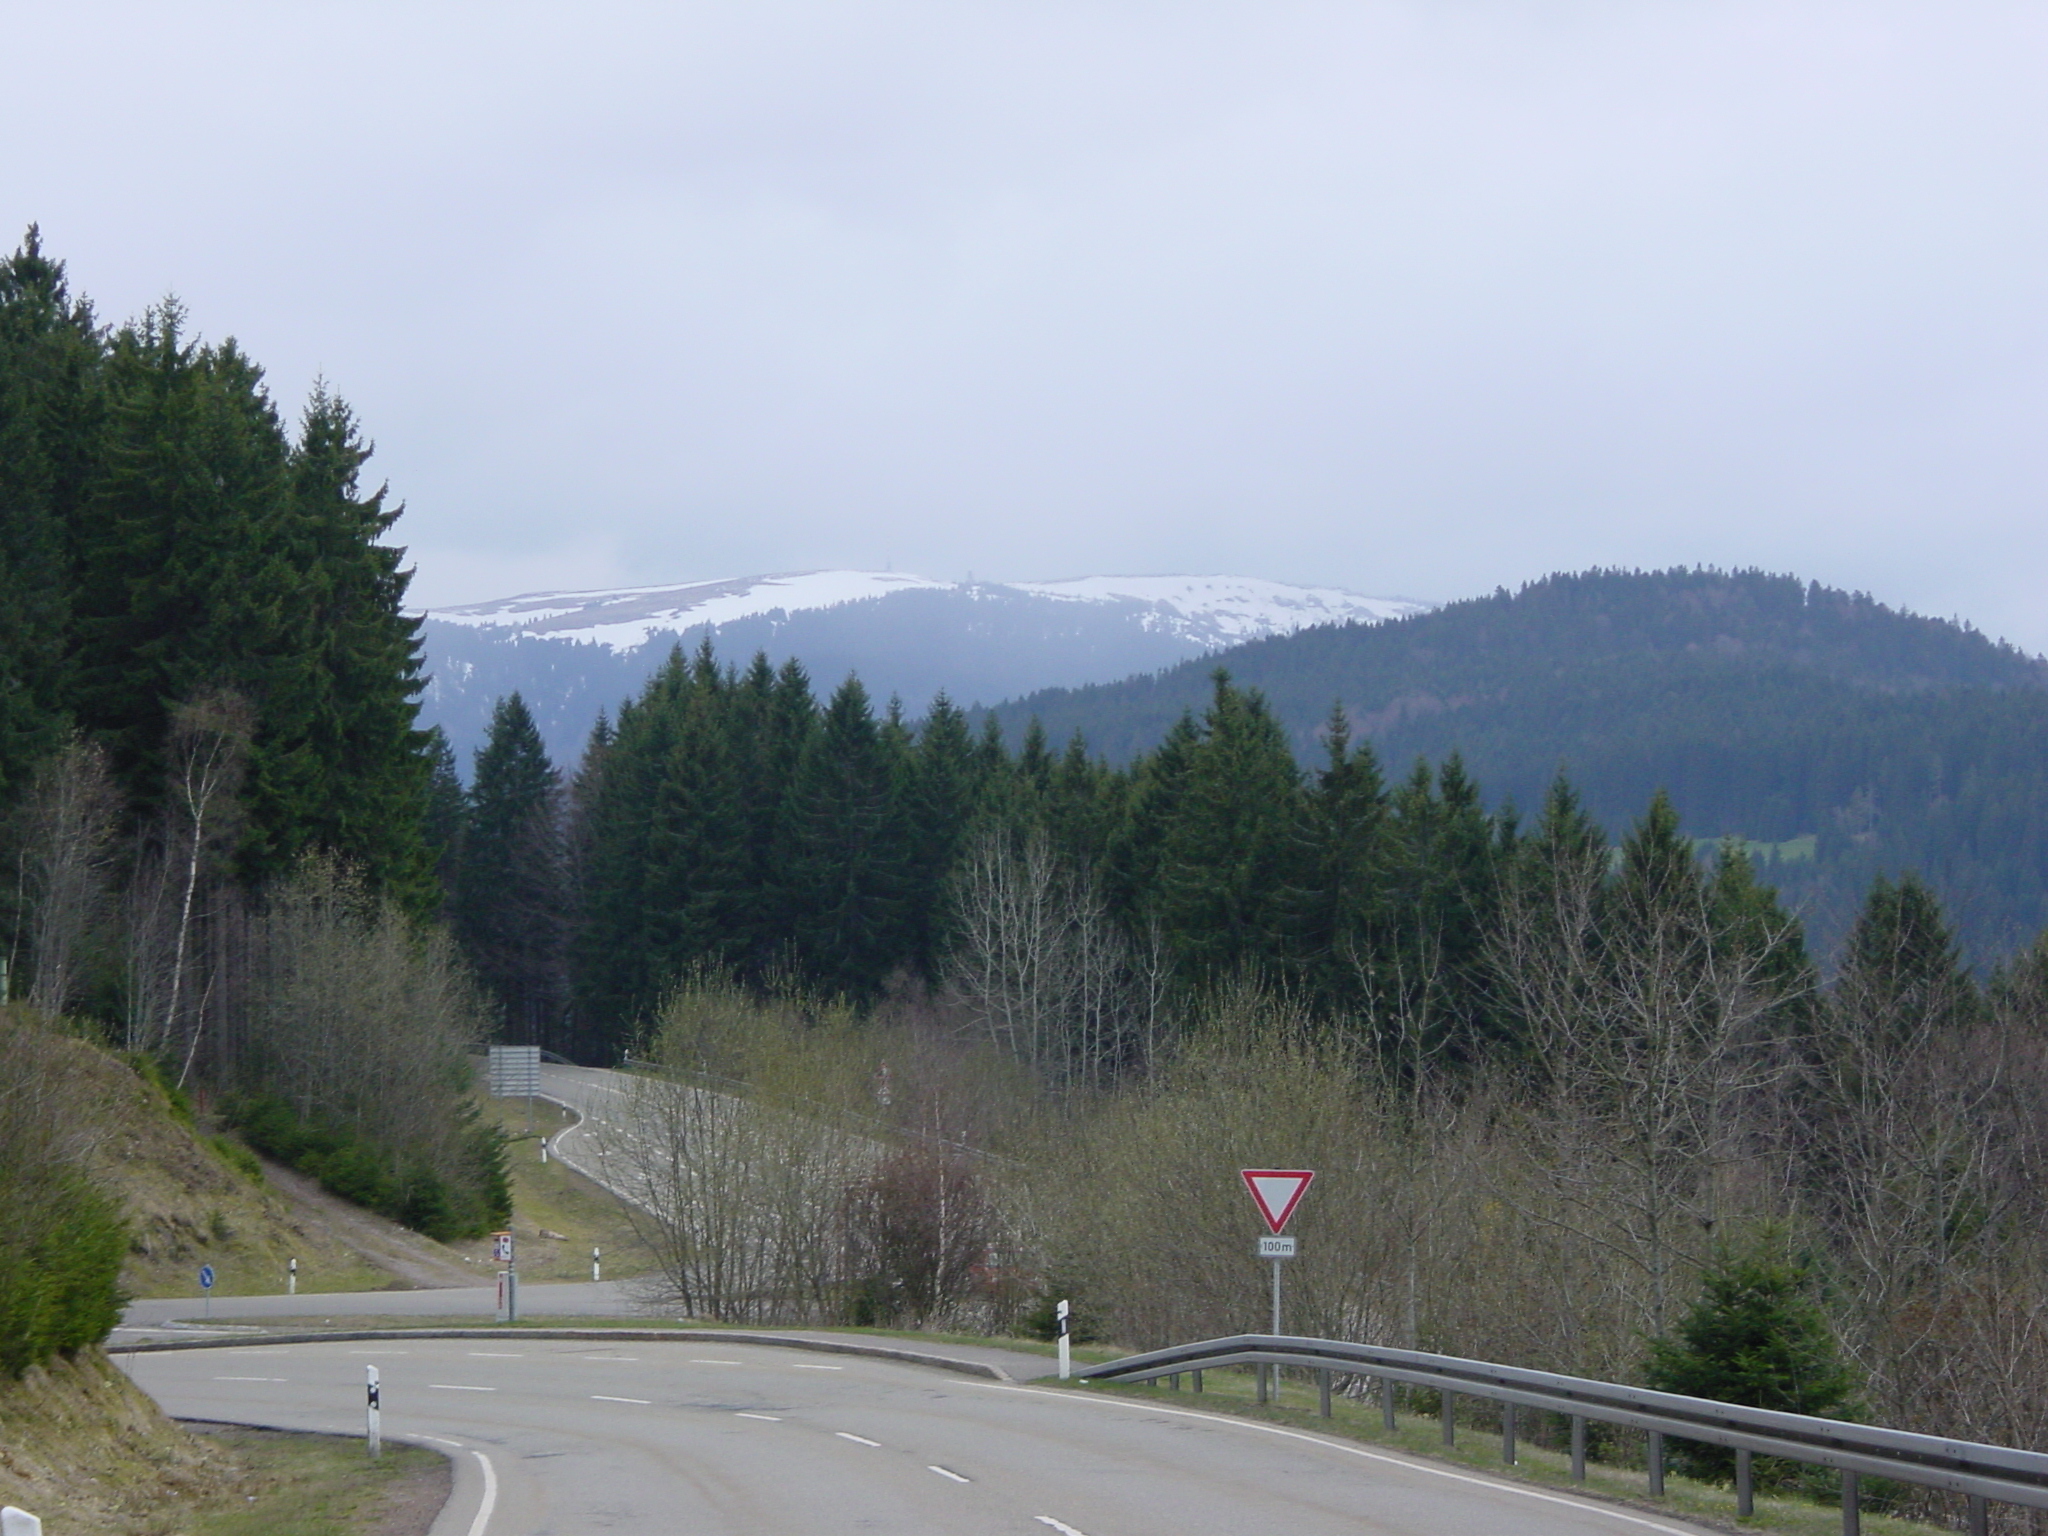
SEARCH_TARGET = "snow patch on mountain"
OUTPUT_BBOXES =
[427,571,1428,653]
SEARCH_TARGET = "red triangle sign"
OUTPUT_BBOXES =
[1241,1169,1315,1234]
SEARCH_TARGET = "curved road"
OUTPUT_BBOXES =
[122,1335,1716,1536]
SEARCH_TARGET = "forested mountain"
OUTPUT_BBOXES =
[983,569,2048,962]
[420,572,1425,765]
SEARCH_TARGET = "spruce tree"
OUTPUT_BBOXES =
[0,228,103,804]
[774,675,911,1002]
[1151,672,1302,986]
[71,305,299,832]
[454,694,566,1047]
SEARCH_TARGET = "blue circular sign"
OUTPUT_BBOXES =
[199,1264,215,1290]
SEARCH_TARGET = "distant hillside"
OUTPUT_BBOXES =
[420,572,1426,767]
[984,569,2048,963]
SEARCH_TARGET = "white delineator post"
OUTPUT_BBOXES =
[592,1246,601,1283]
[288,1256,297,1295]
[366,1365,381,1459]
[1057,1299,1072,1381]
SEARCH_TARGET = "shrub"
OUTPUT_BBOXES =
[1645,1238,1859,1483]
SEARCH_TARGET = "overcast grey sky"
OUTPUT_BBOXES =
[11,3,2047,650]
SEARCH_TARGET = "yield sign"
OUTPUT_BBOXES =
[1241,1169,1315,1234]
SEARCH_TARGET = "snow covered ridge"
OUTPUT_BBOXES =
[425,571,1432,654]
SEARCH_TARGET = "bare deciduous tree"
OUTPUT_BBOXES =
[7,735,121,1017]
[947,826,1143,1089]
[162,690,252,1088]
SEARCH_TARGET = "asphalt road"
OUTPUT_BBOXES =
[122,1336,1718,1536]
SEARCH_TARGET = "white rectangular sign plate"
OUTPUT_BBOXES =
[1258,1235,1297,1258]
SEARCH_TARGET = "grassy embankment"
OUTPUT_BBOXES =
[0,1347,443,1536]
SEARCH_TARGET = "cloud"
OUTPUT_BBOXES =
[11,2,2047,649]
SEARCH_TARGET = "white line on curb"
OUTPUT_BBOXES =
[465,1450,497,1536]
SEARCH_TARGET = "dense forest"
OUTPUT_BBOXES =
[984,569,2048,964]
[0,229,505,1377]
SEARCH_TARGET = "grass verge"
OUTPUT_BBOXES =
[461,1096,652,1282]
[176,1425,446,1536]
[1078,1366,1945,1536]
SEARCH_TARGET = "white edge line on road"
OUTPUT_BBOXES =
[836,1432,881,1446]
[928,1464,970,1483]
[417,1435,464,1447]
[978,1383,1701,1536]
[466,1449,497,1536]
[735,1412,782,1421]
[349,1349,408,1355]
[1034,1518,1089,1536]
[592,1394,652,1404]
[429,1384,497,1392]
[468,1351,524,1357]
[211,1375,286,1382]
[581,1355,640,1361]
[791,1363,842,1370]
[690,1358,742,1365]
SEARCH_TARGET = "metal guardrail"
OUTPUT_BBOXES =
[1079,1334,2047,1535]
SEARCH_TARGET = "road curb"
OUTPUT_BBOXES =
[119,1326,1018,1382]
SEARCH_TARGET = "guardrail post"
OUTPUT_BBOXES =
[1169,1372,1180,1391]
[1192,1369,1202,1393]
[1571,1415,1586,1482]
[1382,1375,1396,1432]
[1736,1448,1753,1515]
[1647,1431,1664,1496]
[1502,1402,1516,1464]
[1967,1494,1988,1535]
[1841,1470,1859,1536]
[1319,1368,1331,1418]
[1442,1390,1456,1446]
[1256,1364,1269,1404]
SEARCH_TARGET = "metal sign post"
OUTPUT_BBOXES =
[199,1264,215,1320]
[366,1365,381,1459]
[1057,1299,1072,1381]
[1241,1170,1314,1403]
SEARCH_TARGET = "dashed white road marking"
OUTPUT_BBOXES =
[581,1355,640,1362]
[928,1464,970,1484]
[690,1358,742,1365]
[1035,1519,1090,1536]
[349,1349,408,1355]
[836,1432,881,1447]
[468,1351,524,1358]
[735,1412,782,1422]
[429,1383,497,1392]
[591,1394,652,1405]
[979,1382,1702,1536]
[791,1363,842,1370]
[212,1375,286,1382]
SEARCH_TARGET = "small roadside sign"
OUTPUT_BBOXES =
[1240,1169,1315,1234]
[198,1264,215,1290]
[1258,1235,1297,1259]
